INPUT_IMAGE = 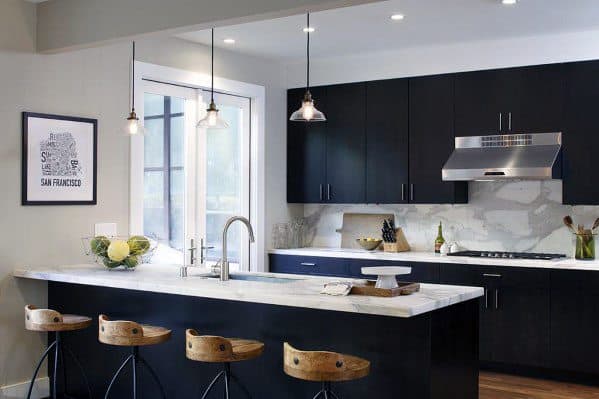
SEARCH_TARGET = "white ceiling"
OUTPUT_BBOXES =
[177,0,599,62]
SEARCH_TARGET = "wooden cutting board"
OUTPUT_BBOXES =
[335,213,394,249]
[350,281,420,297]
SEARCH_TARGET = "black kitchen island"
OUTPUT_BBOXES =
[15,265,482,398]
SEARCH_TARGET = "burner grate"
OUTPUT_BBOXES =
[447,251,567,261]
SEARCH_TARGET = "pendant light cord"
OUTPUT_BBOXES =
[306,13,310,91]
[211,28,215,103]
[132,41,136,111]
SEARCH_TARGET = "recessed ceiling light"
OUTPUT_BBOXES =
[303,27,315,33]
[502,0,517,5]
[223,38,235,44]
[390,14,405,21]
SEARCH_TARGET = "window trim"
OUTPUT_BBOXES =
[130,62,267,272]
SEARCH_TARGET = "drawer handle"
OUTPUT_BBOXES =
[300,262,316,266]
[483,273,502,278]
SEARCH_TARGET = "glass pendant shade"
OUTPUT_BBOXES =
[197,100,229,129]
[123,110,145,136]
[290,91,326,122]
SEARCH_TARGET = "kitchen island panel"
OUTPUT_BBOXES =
[47,281,479,399]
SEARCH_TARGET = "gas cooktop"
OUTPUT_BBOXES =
[447,251,567,261]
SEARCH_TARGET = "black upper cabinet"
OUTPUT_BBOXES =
[454,69,510,136]
[325,83,367,203]
[409,75,468,204]
[509,64,564,132]
[366,79,409,203]
[287,87,327,203]
[454,65,563,136]
[562,60,599,205]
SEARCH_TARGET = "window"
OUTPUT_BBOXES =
[135,80,252,270]
[143,94,186,251]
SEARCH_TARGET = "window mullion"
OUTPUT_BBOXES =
[163,96,172,244]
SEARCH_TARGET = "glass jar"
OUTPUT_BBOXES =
[272,224,290,249]
[575,233,596,260]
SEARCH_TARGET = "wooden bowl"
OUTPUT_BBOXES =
[356,239,383,251]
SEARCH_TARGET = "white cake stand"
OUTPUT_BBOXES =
[361,266,412,289]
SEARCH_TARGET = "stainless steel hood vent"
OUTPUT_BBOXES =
[442,133,562,181]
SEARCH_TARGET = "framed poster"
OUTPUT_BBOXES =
[22,112,97,205]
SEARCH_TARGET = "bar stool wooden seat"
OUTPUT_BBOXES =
[99,314,171,399]
[283,342,370,399]
[186,329,264,398]
[24,305,93,399]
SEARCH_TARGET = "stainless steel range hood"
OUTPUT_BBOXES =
[442,133,562,181]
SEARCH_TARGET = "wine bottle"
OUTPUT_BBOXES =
[434,222,445,254]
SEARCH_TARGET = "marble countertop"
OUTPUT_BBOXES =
[13,264,482,319]
[269,248,599,271]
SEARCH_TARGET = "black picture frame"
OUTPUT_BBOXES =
[22,112,98,205]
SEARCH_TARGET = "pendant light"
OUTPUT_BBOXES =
[290,13,326,122]
[123,41,145,136]
[198,29,229,129]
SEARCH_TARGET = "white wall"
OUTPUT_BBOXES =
[285,28,599,87]
[0,30,295,390]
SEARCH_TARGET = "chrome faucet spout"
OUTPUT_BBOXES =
[220,216,255,281]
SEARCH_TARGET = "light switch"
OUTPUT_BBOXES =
[95,223,117,237]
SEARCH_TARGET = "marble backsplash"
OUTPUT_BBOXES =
[302,181,599,256]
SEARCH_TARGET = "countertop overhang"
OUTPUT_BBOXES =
[269,248,599,271]
[13,264,482,319]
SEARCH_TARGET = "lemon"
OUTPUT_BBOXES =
[107,240,130,262]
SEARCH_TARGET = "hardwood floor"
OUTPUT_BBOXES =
[480,372,599,399]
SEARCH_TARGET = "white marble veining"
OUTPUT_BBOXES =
[300,180,599,255]
[13,264,482,319]
[269,248,599,271]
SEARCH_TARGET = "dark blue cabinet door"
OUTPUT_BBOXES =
[550,269,599,374]
[365,79,408,203]
[269,254,349,277]
[287,87,327,203]
[324,83,367,203]
[409,74,468,204]
[563,60,599,205]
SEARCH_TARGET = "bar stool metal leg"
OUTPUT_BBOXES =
[138,354,168,399]
[104,351,135,399]
[64,346,93,398]
[26,341,57,399]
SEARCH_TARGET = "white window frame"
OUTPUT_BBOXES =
[129,61,266,272]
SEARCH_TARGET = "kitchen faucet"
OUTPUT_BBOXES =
[215,216,255,281]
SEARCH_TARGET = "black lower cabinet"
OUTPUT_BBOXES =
[550,269,599,374]
[440,264,550,367]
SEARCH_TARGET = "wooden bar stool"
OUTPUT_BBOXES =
[186,329,264,398]
[24,305,93,399]
[283,342,370,399]
[99,314,171,399]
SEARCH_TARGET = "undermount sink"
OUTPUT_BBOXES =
[195,273,299,284]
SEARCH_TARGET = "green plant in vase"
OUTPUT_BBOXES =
[564,216,599,260]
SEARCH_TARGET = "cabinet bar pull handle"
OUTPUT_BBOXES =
[300,262,316,266]
[327,184,331,201]
[499,112,502,131]
[319,184,323,201]
[410,184,414,201]
[485,289,489,309]
[495,289,499,310]
[483,273,502,278]
[401,183,405,201]
[508,112,512,131]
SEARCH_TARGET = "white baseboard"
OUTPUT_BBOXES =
[1,377,49,399]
